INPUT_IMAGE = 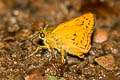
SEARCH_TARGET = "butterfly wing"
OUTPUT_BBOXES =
[52,26,90,55]
[52,13,95,56]
[52,13,95,34]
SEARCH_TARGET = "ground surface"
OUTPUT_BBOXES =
[0,0,120,80]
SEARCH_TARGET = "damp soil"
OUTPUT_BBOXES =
[0,0,120,80]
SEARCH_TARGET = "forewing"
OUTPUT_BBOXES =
[52,25,90,53]
[52,13,95,34]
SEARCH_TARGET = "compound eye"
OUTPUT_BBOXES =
[40,32,45,38]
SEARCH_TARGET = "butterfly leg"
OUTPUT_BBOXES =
[61,49,66,63]
[47,47,53,60]
[53,49,57,59]
[78,54,85,58]
[26,45,47,59]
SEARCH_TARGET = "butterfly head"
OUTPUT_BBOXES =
[38,27,47,40]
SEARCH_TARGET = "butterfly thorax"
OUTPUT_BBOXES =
[43,26,61,52]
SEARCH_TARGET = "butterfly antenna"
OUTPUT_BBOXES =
[20,20,48,43]
[20,32,40,42]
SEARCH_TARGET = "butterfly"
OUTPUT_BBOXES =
[28,13,95,63]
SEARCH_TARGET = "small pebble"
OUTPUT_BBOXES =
[0,57,4,62]
[12,54,17,58]
[95,55,115,71]
[9,17,17,24]
[88,56,94,64]
[93,28,108,43]
[8,24,20,32]
[4,36,15,41]
[13,10,20,16]
[89,64,95,67]
[0,42,5,49]
[15,74,25,80]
